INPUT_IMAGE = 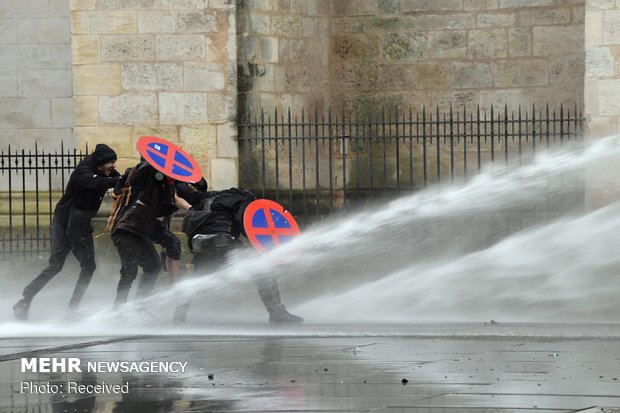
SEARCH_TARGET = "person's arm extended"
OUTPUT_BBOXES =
[174,193,192,211]
[75,164,120,191]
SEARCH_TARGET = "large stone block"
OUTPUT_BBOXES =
[122,63,183,91]
[586,10,603,46]
[586,47,614,77]
[217,123,238,158]
[250,13,270,34]
[428,31,466,58]
[0,69,16,97]
[494,59,549,87]
[377,64,415,90]
[0,45,51,69]
[479,88,530,109]
[180,125,217,163]
[18,69,72,97]
[0,98,51,128]
[415,62,449,88]
[184,63,225,92]
[156,0,206,8]
[51,98,73,128]
[70,0,96,10]
[533,26,584,55]
[99,93,157,124]
[412,13,475,30]
[71,11,137,34]
[159,92,209,124]
[73,95,98,126]
[550,56,584,85]
[137,12,176,33]
[72,35,100,64]
[210,158,238,189]
[101,35,155,61]
[477,12,516,27]
[156,35,205,61]
[73,126,133,155]
[73,64,120,95]
[604,10,620,45]
[508,27,531,56]
[0,19,17,43]
[51,44,72,69]
[402,0,463,12]
[383,32,427,60]
[51,0,70,16]
[282,16,303,37]
[131,125,178,145]
[499,0,552,7]
[468,29,507,59]
[451,62,494,88]
[0,0,49,17]
[261,36,278,62]
[598,79,620,115]
[517,8,571,26]
[463,0,498,10]
[177,11,219,33]
[207,93,232,122]
[16,18,70,44]
[333,0,379,15]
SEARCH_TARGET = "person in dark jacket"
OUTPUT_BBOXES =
[13,144,120,321]
[110,160,178,307]
[174,179,303,324]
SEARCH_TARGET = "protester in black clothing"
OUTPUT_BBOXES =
[110,161,178,307]
[13,144,120,321]
[174,179,303,324]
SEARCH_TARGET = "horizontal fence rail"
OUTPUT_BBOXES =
[1,104,585,257]
[238,104,585,221]
[0,142,89,258]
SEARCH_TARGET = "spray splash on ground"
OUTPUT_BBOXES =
[3,137,620,336]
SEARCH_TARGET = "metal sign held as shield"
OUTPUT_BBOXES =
[137,135,202,183]
[243,199,301,252]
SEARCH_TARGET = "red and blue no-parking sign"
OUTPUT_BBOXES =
[243,199,301,252]
[137,135,202,183]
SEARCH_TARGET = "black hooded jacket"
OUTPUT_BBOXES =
[176,183,255,243]
[112,162,177,240]
[55,154,120,221]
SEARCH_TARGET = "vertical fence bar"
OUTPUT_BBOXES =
[327,108,333,214]
[287,107,293,210]
[274,109,280,204]
[422,106,428,187]
[342,108,347,210]
[314,108,320,218]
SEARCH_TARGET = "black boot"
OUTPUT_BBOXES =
[13,298,31,321]
[268,304,303,324]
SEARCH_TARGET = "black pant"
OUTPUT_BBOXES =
[191,235,282,311]
[112,230,161,306]
[22,212,96,309]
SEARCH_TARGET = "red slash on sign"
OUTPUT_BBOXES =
[243,199,301,252]
[137,135,202,183]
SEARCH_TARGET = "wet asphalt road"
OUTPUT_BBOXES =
[1,326,620,413]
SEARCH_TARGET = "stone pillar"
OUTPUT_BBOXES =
[70,0,238,189]
[584,0,620,208]
[0,0,73,151]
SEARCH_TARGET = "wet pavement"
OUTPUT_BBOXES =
[1,325,620,412]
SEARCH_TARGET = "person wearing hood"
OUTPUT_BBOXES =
[13,144,120,321]
[174,178,303,324]
[109,160,179,307]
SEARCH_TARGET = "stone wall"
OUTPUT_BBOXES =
[331,0,585,114]
[71,0,239,188]
[584,0,620,208]
[238,0,585,116]
[0,0,73,151]
[236,0,331,116]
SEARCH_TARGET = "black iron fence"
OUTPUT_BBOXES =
[238,104,585,221]
[1,104,585,257]
[1,142,90,257]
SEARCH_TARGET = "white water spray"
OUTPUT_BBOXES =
[3,137,620,336]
